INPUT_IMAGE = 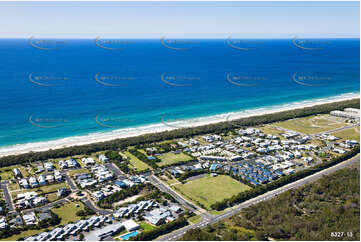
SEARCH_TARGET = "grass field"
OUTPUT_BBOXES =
[174,175,250,210]
[124,151,152,171]
[188,214,202,224]
[332,126,360,141]
[164,178,180,186]
[52,201,86,225]
[259,125,284,138]
[0,170,13,181]
[1,228,49,241]
[158,152,193,167]
[139,221,156,232]
[8,181,20,191]
[68,168,89,177]
[274,114,348,134]
[19,167,30,177]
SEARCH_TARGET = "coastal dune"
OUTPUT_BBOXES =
[0,93,359,158]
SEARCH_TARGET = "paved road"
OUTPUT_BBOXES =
[1,182,14,212]
[81,198,112,215]
[105,163,126,179]
[22,198,68,213]
[157,154,360,241]
[148,175,203,214]
[312,123,359,137]
[271,125,304,135]
[62,172,78,191]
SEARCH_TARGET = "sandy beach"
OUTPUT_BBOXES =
[0,93,359,158]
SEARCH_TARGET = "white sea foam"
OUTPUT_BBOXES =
[0,92,359,157]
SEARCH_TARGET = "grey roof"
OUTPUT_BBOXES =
[85,222,124,241]
[38,211,52,221]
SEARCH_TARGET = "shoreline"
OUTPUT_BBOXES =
[0,93,359,158]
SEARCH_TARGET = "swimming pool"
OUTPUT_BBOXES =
[120,231,139,240]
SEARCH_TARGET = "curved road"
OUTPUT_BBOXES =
[81,197,112,215]
[157,154,360,241]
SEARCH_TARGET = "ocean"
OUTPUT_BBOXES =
[0,38,359,149]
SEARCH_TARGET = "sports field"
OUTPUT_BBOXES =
[174,175,250,209]
[158,152,193,166]
[274,114,348,134]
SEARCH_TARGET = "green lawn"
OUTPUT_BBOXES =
[1,201,85,241]
[124,151,152,171]
[158,152,193,167]
[259,125,284,138]
[68,168,89,177]
[1,228,50,241]
[0,170,13,181]
[52,201,86,225]
[164,178,180,186]
[0,165,19,181]
[209,210,227,216]
[8,181,20,191]
[174,175,251,210]
[42,182,68,193]
[332,126,360,141]
[19,167,30,177]
[139,221,156,232]
[188,215,202,224]
[274,114,348,135]
[46,193,59,202]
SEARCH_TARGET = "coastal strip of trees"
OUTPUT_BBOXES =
[211,145,360,211]
[0,99,358,168]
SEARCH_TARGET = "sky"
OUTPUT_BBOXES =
[0,1,359,38]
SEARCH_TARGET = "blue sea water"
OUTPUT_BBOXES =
[0,38,359,148]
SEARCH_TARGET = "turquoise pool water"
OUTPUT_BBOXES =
[120,231,139,240]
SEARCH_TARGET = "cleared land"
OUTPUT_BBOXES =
[332,126,360,141]
[158,152,194,167]
[259,125,284,138]
[274,114,348,134]
[68,168,89,177]
[0,170,13,181]
[123,151,151,171]
[174,175,250,210]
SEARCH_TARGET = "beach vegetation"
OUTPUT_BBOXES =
[0,99,358,169]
